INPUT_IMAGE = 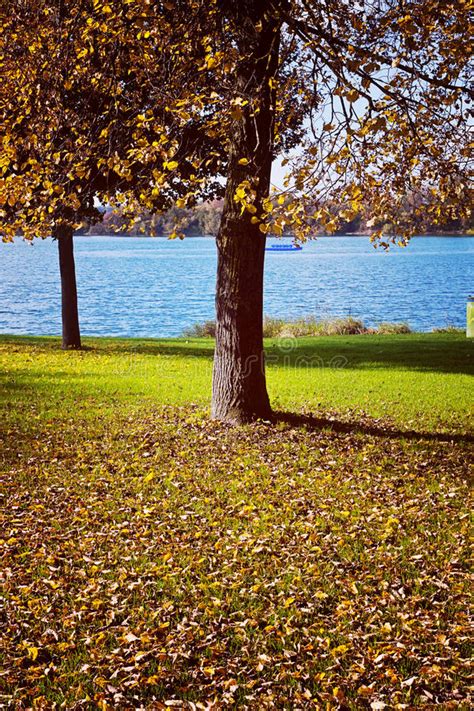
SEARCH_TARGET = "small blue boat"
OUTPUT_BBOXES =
[266,244,302,252]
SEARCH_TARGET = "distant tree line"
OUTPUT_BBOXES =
[83,198,472,237]
[85,201,223,237]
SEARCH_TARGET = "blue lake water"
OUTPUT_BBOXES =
[0,235,472,337]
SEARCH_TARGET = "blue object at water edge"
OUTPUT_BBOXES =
[266,244,302,251]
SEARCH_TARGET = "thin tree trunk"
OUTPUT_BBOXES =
[211,4,280,423]
[54,223,81,349]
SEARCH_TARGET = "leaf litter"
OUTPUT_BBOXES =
[0,406,472,708]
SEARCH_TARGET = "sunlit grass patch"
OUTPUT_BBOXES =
[0,332,472,431]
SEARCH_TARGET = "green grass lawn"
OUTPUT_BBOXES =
[1,332,472,431]
[0,334,472,708]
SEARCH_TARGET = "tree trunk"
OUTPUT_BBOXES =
[54,223,81,349]
[212,216,271,423]
[211,4,280,423]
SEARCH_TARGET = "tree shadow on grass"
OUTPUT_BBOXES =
[265,334,473,376]
[74,335,473,376]
[92,334,473,375]
[1,333,473,374]
[275,410,474,445]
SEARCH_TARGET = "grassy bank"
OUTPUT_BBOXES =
[0,334,472,707]
[0,332,472,431]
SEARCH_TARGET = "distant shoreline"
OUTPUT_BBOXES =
[75,231,473,238]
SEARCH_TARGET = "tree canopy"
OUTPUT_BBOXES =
[1,0,471,242]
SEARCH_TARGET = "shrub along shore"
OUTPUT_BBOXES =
[0,332,472,707]
[184,315,462,338]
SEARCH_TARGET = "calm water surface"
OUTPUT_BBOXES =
[0,235,472,337]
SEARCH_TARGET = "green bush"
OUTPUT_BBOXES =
[324,317,367,335]
[183,320,216,337]
[262,317,287,337]
[432,325,463,334]
[377,322,412,334]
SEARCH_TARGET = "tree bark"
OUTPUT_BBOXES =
[212,213,271,423]
[54,223,81,349]
[211,4,280,423]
